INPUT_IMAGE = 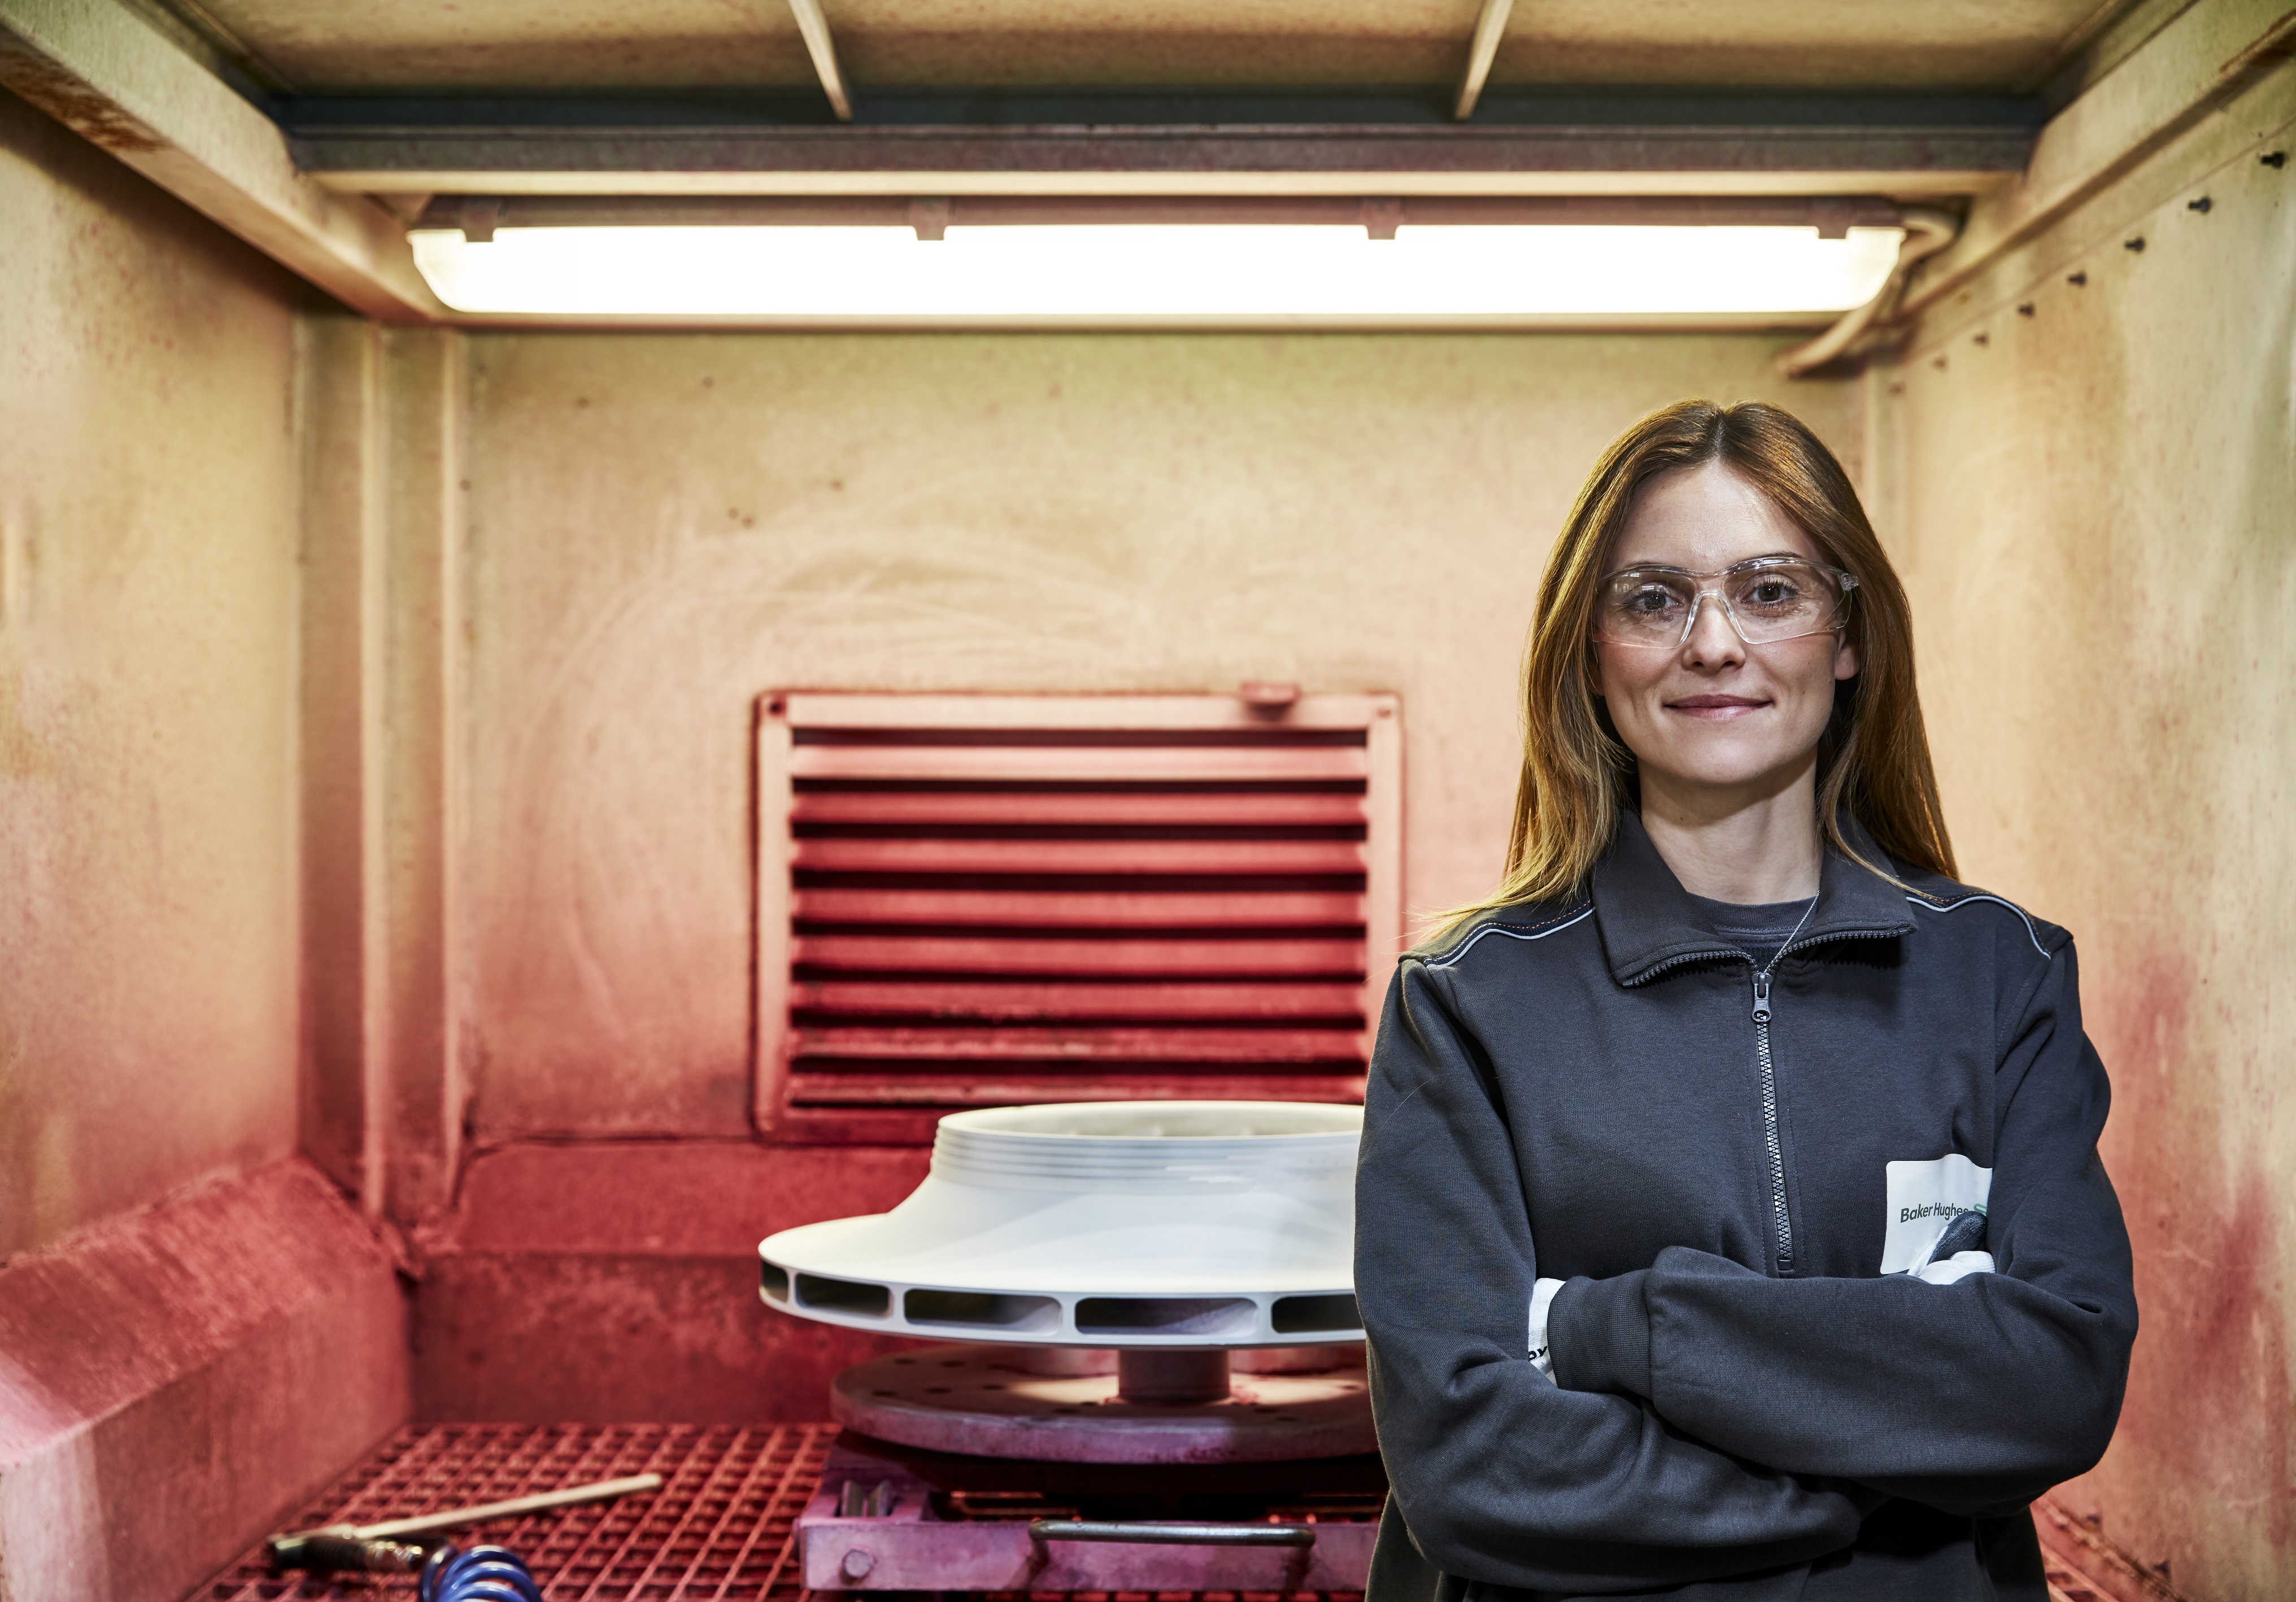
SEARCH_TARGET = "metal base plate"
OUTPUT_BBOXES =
[831,1343,1376,1463]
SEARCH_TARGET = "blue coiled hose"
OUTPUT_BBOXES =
[418,1543,543,1602]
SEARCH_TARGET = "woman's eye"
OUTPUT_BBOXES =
[1737,575,1809,611]
[1622,588,1680,616]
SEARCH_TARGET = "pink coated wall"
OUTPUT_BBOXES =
[386,329,1864,1422]
[412,1141,929,1422]
[0,86,409,1602]
[1872,63,2296,1600]
[456,329,1865,1140]
[0,89,302,1258]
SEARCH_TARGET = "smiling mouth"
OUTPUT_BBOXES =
[1667,695,1770,721]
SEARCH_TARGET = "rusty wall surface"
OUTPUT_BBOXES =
[0,89,303,1258]
[1872,61,2296,1602]
[456,330,1861,1138]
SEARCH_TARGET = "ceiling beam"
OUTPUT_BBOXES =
[785,0,852,123]
[281,91,2041,200]
[1454,0,1517,121]
[0,0,442,322]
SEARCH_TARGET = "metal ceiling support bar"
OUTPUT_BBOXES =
[409,193,1907,234]
[1455,0,1517,121]
[0,0,442,322]
[282,92,2040,198]
[786,0,853,123]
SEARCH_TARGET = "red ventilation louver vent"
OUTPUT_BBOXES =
[755,693,1402,1141]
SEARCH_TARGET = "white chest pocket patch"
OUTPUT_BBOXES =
[1881,1154,1993,1273]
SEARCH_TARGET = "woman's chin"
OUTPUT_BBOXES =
[1641,749,1816,800]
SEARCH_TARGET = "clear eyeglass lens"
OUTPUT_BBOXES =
[1599,560,1844,645]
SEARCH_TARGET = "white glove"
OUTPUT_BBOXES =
[1914,1250,1996,1285]
[1528,1277,1565,1381]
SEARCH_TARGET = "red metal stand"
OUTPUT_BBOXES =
[799,1439,1379,1593]
[788,1339,1383,1592]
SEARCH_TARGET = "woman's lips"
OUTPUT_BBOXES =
[1666,694,1769,721]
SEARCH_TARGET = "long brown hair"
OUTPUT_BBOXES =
[1444,399,1954,929]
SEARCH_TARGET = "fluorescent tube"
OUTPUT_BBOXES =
[409,223,1902,321]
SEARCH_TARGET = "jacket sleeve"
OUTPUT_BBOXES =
[1358,957,1881,1594]
[1547,939,2138,1517]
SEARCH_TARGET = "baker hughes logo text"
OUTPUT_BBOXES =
[1898,1201,1988,1224]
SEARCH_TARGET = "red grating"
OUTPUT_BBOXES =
[196,1422,833,1602]
[192,1423,1369,1602]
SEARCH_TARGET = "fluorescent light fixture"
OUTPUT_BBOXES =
[409,224,1902,322]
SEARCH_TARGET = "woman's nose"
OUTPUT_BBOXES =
[1680,591,1745,667]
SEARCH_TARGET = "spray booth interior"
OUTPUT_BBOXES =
[1,2,2292,1599]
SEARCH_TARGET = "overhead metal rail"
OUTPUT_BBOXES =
[275,89,2045,199]
[406,194,1910,237]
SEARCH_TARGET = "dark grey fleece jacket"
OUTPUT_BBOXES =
[1356,812,2137,1601]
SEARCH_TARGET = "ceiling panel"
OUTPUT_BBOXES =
[186,0,2112,94]
[187,0,822,90]
[1485,1,2115,88]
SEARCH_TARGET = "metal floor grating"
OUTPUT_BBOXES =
[198,1423,829,1602]
[193,1422,1367,1602]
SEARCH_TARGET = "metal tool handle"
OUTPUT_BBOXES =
[276,1472,665,1543]
[266,1534,425,1574]
[1028,1520,1315,1548]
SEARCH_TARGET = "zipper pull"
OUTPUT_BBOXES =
[1750,970,1774,1024]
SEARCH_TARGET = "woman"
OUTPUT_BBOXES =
[1357,401,2137,1601]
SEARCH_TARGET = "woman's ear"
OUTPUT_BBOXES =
[1833,634,1861,681]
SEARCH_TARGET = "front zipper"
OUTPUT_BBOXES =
[1634,945,1800,1276]
[1738,890,1825,1277]
[1630,924,1906,1280]
[1748,963,1794,1276]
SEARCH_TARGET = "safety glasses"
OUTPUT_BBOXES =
[1593,555,1857,649]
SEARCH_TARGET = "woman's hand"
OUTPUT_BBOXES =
[1912,1250,1996,1285]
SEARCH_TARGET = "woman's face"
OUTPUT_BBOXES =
[1595,461,1858,803]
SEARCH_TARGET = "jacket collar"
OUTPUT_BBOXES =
[1592,809,1916,986]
